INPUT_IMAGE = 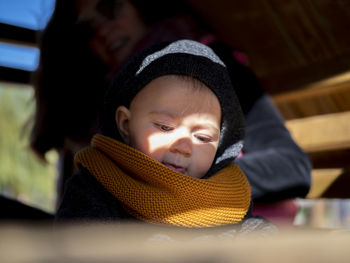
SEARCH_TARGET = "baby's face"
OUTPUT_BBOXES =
[117,75,221,178]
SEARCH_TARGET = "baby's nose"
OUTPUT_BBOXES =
[170,137,192,157]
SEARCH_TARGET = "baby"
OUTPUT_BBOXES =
[56,39,252,228]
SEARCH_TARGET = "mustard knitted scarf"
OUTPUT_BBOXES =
[75,134,251,228]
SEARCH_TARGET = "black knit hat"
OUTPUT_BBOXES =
[99,39,245,177]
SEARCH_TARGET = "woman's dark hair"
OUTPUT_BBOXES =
[30,0,108,158]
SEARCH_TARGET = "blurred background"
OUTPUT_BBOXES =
[0,0,57,213]
[0,0,349,229]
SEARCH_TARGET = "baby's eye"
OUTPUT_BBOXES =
[195,134,213,143]
[154,123,173,132]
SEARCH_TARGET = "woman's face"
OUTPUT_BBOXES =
[75,0,149,72]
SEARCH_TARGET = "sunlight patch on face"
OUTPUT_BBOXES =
[147,131,172,154]
[146,112,220,154]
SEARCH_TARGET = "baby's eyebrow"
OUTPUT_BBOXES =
[149,110,177,119]
[194,124,220,134]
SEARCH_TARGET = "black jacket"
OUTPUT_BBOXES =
[56,168,277,238]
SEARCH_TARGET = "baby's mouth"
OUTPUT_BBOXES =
[162,162,186,174]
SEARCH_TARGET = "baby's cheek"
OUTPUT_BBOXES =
[147,132,170,153]
[193,146,216,176]
[197,144,217,160]
[138,132,170,162]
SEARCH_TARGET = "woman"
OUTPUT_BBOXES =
[30,0,311,222]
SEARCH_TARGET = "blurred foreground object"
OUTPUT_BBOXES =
[0,222,349,263]
[0,195,53,221]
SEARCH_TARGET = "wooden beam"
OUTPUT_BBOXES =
[0,23,37,45]
[260,54,350,95]
[272,71,350,119]
[306,169,343,198]
[273,71,350,101]
[322,169,350,198]
[285,111,350,153]
[0,66,33,85]
[0,39,38,49]
[309,149,350,169]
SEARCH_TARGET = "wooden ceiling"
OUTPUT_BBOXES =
[188,0,350,94]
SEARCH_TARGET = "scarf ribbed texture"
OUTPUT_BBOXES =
[75,134,251,228]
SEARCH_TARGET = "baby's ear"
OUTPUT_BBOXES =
[115,106,131,144]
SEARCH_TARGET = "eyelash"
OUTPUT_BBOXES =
[195,134,213,143]
[154,123,214,143]
[154,123,173,132]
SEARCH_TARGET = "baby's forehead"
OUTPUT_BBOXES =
[150,74,219,98]
[130,74,222,121]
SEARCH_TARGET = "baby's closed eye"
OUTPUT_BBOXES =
[194,133,213,143]
[154,122,174,132]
